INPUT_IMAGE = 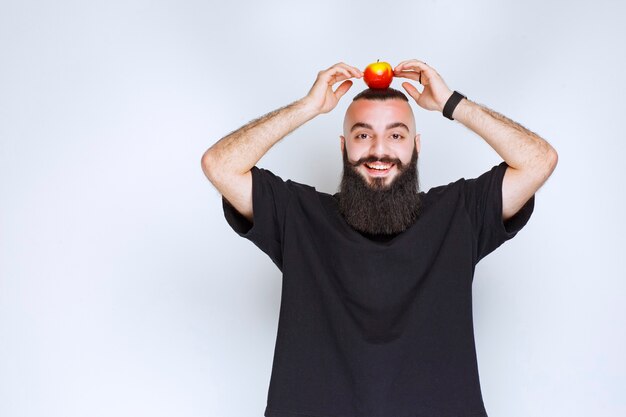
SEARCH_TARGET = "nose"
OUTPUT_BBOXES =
[368,137,391,161]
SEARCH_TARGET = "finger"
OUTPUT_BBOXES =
[327,63,361,79]
[331,67,352,78]
[335,62,363,78]
[395,58,428,68]
[395,65,428,77]
[323,67,352,84]
[394,59,418,70]
[401,82,421,101]
[394,59,429,73]
[396,64,435,85]
[393,70,421,81]
[334,80,353,99]
[394,59,419,72]
[333,70,354,85]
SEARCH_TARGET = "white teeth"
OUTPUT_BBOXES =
[366,163,392,170]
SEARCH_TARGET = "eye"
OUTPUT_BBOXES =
[391,133,403,140]
[355,133,369,140]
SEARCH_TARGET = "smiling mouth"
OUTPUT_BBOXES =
[364,163,395,176]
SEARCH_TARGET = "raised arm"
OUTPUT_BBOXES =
[393,59,558,221]
[200,62,362,223]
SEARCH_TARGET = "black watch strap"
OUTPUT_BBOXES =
[443,91,467,120]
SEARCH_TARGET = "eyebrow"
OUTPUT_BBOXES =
[350,122,410,132]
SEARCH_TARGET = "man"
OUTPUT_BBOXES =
[201,60,557,417]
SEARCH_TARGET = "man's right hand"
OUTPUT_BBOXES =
[301,62,363,115]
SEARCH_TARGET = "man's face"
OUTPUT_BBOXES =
[337,98,422,236]
[340,98,420,188]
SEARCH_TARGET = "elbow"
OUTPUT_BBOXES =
[201,147,219,167]
[538,148,558,179]
[548,148,558,169]
[200,150,211,168]
[201,150,218,179]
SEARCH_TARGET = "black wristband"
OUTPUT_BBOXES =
[443,91,467,120]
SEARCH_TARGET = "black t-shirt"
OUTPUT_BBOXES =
[222,161,535,417]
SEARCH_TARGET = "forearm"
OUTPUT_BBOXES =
[451,98,558,170]
[202,98,319,175]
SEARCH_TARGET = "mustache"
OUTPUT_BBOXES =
[347,156,402,167]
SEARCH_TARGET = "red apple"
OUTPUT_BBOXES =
[363,59,394,89]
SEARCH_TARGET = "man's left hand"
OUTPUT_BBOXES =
[394,59,454,113]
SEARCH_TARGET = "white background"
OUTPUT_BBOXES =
[1,0,624,416]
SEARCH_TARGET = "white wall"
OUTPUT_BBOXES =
[1,0,624,416]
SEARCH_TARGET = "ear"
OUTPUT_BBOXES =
[340,135,345,154]
[415,133,421,154]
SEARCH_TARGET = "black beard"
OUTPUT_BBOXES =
[337,144,422,236]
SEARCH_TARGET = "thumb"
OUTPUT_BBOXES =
[333,80,353,100]
[402,82,421,102]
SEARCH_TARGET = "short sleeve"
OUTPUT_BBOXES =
[463,161,535,263]
[222,166,294,271]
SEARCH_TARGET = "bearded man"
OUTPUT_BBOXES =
[201,60,557,417]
